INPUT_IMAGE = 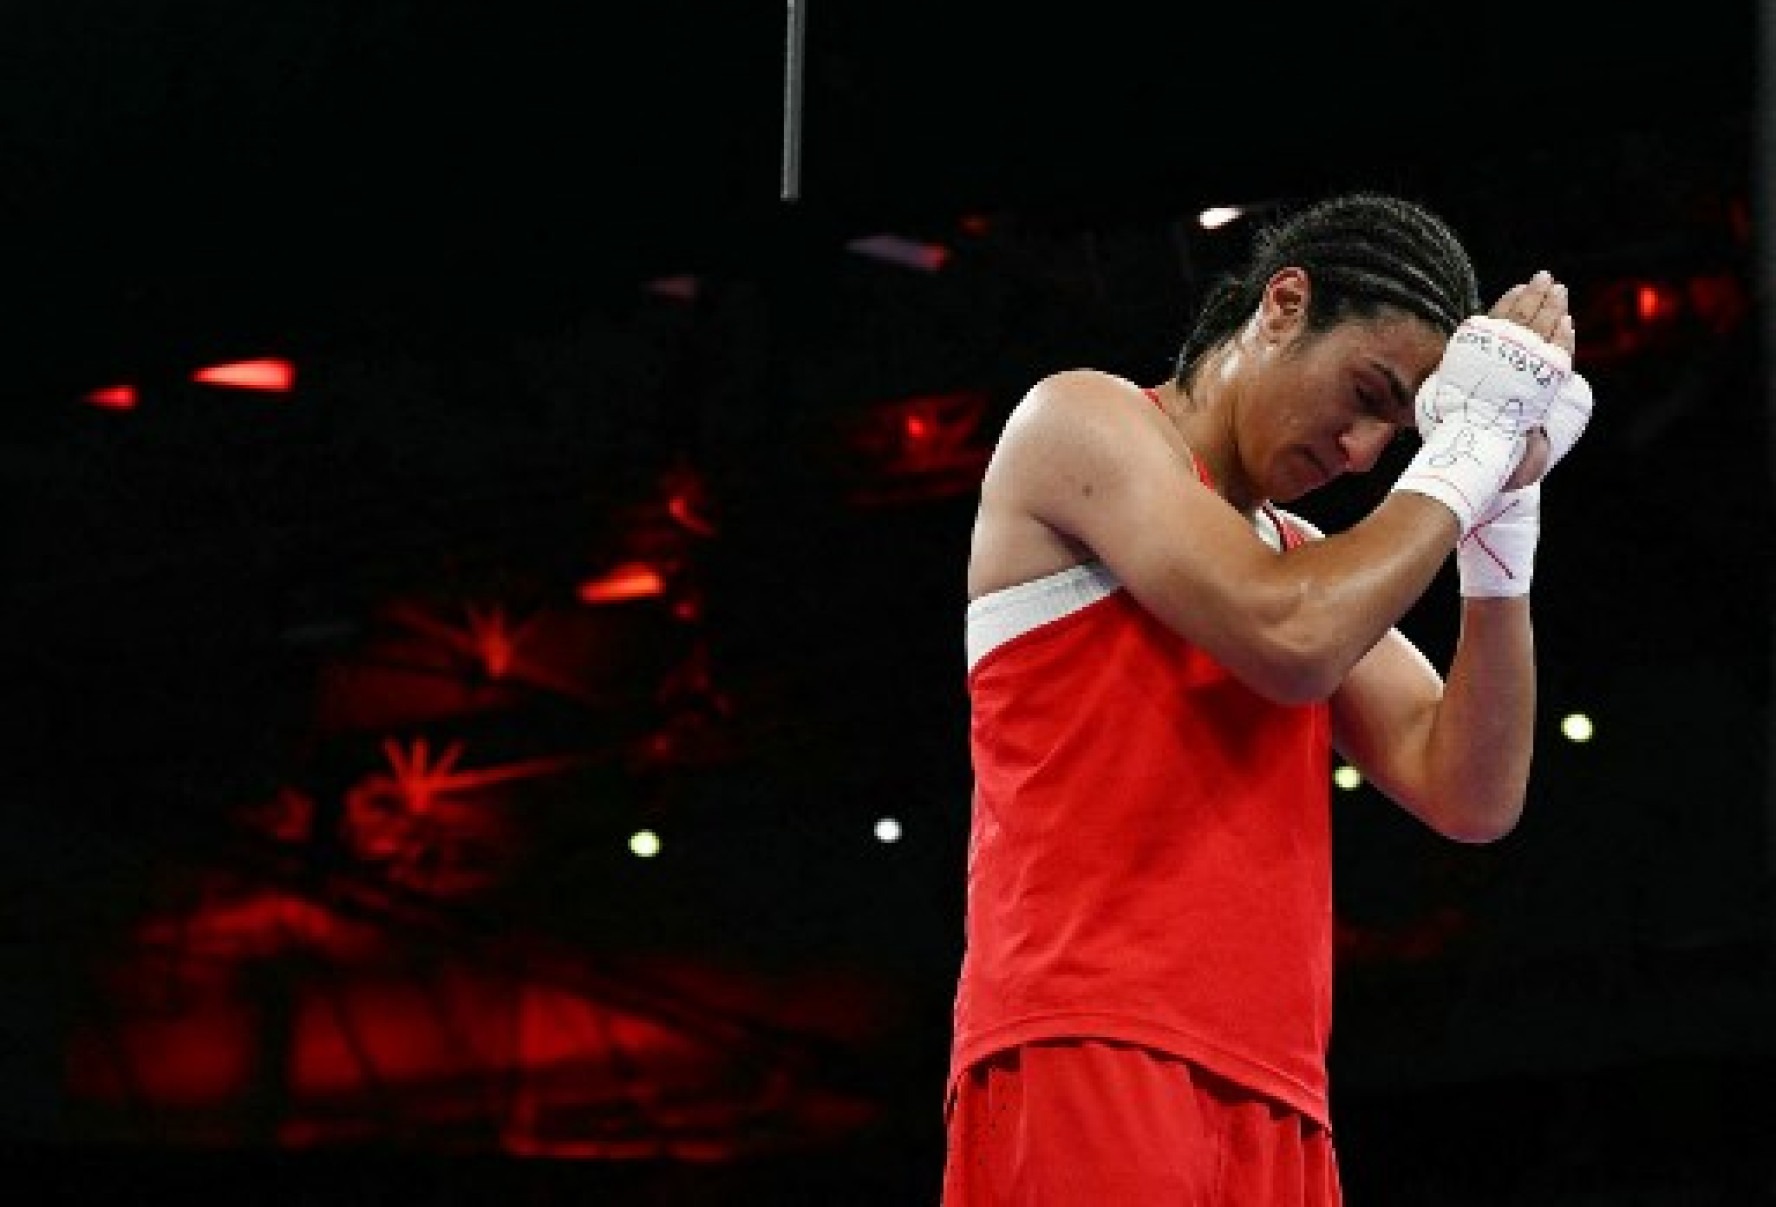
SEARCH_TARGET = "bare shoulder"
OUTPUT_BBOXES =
[969,368,1182,598]
[988,368,1168,486]
[999,368,1151,443]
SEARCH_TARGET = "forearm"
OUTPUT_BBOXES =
[1248,493,1459,702]
[1260,311,1567,699]
[1421,596,1536,841]
[1344,284,1582,842]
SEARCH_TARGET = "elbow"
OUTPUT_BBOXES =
[1234,585,1372,705]
[1258,667,1343,707]
[1243,630,1351,706]
[1434,798,1525,845]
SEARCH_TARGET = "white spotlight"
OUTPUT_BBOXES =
[1561,713,1595,743]
[1197,206,1244,231]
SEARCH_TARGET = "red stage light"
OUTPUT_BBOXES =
[577,562,669,605]
[82,384,138,410]
[192,357,296,393]
[1634,282,1676,323]
[836,389,993,507]
[1574,269,1747,364]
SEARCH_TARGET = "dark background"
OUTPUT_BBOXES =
[1,3,1771,1203]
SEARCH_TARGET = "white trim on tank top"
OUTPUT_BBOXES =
[965,561,1121,673]
[964,511,1284,673]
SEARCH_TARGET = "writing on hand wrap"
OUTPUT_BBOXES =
[1418,316,1569,438]
[1450,322,1566,392]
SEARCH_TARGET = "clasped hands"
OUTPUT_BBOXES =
[1397,270,1597,597]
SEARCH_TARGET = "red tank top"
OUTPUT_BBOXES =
[950,388,1335,1125]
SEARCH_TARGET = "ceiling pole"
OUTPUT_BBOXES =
[781,0,808,202]
[1760,0,1776,931]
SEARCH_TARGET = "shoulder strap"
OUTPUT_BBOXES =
[1142,387,1215,489]
[1260,502,1304,551]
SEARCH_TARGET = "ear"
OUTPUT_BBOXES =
[1259,268,1311,343]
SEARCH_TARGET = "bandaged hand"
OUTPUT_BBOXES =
[1456,365,1594,595]
[1416,314,1571,438]
[1457,482,1539,597]
[1392,315,1571,535]
[1522,368,1594,483]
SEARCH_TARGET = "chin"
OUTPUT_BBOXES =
[1270,467,1317,504]
[1272,451,1331,503]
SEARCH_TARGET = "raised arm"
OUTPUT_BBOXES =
[982,370,1464,704]
[1330,288,1593,841]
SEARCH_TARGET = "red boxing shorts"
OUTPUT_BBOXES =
[942,1039,1342,1206]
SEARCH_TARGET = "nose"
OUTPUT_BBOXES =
[1340,416,1396,474]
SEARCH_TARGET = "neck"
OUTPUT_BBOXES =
[1156,380,1263,518]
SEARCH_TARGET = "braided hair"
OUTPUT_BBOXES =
[1172,192,1481,390]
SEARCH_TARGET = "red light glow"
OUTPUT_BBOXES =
[465,604,516,679]
[577,562,668,605]
[83,384,138,410]
[846,391,990,477]
[384,734,463,815]
[1634,282,1678,324]
[666,491,717,538]
[193,357,296,393]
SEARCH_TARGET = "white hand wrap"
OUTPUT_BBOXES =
[1453,369,1589,596]
[1392,315,1571,535]
[1540,369,1594,476]
[1457,483,1540,597]
[1393,419,1524,535]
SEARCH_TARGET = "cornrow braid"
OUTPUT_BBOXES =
[1172,192,1481,390]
